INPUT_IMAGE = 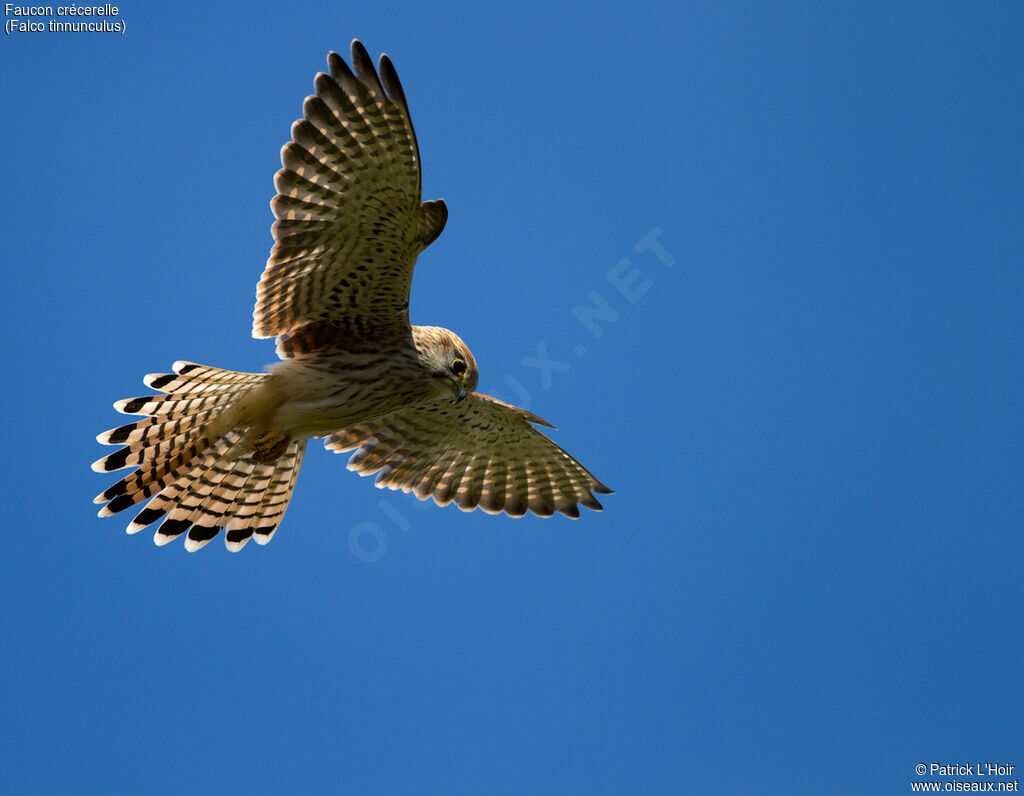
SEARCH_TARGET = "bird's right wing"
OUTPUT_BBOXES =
[324,394,613,518]
[253,40,448,354]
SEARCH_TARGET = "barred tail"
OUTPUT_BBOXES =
[93,361,307,552]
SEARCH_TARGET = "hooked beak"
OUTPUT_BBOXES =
[456,386,468,402]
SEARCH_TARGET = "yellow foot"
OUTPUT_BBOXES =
[251,430,291,463]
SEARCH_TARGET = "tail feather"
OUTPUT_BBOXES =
[94,362,306,552]
[156,433,253,551]
[125,432,243,534]
[113,388,242,417]
[92,428,204,473]
[94,436,212,514]
[147,431,248,545]
[97,409,217,448]
[220,458,270,551]
[220,459,265,552]
[144,362,267,393]
[251,440,306,545]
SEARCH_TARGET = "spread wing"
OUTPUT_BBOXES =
[324,394,613,518]
[253,40,447,352]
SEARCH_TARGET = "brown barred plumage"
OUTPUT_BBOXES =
[94,41,611,553]
[325,394,612,517]
[93,363,308,550]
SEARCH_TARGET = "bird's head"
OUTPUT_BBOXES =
[412,325,479,401]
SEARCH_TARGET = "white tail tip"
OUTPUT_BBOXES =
[184,535,214,553]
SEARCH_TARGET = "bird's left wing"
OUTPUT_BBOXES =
[253,40,447,352]
[324,394,613,518]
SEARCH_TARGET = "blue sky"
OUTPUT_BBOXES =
[2,1,1021,793]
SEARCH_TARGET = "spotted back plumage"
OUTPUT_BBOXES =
[255,40,448,352]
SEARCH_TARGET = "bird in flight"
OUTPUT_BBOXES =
[93,40,612,552]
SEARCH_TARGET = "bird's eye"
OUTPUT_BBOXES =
[451,357,467,375]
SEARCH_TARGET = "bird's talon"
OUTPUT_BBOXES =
[252,431,290,463]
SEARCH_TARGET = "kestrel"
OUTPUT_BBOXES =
[93,40,612,552]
